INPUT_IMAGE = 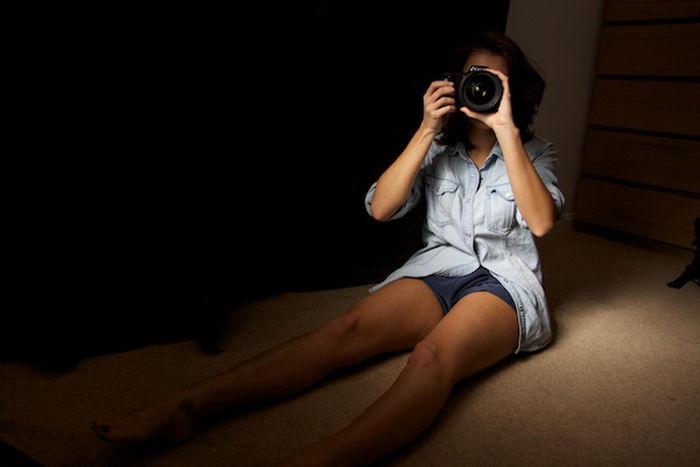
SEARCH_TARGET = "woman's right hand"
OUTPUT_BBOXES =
[371,81,455,221]
[421,80,456,133]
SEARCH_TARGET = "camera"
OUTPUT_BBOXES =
[442,65,503,113]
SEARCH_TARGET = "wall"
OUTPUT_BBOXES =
[505,0,607,232]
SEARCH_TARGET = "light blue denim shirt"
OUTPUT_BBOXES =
[364,134,565,353]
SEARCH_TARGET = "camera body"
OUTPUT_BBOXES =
[442,65,503,113]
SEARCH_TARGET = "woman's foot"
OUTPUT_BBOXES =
[90,395,199,447]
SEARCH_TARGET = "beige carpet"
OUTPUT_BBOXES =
[1,230,699,466]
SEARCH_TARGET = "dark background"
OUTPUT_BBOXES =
[7,1,509,370]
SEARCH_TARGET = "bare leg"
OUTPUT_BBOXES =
[91,278,443,446]
[279,291,519,466]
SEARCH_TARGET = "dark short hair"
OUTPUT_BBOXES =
[435,30,545,150]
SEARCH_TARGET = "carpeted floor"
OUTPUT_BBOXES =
[1,230,699,466]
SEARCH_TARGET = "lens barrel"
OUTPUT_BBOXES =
[443,66,503,113]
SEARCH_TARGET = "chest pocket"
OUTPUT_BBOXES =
[425,175,459,227]
[486,182,516,234]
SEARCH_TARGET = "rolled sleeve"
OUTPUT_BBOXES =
[364,139,441,221]
[515,140,566,229]
[536,142,566,221]
[365,177,423,221]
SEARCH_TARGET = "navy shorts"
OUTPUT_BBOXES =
[420,266,516,314]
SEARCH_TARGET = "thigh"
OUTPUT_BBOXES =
[418,291,519,383]
[333,278,444,356]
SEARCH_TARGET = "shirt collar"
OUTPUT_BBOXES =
[452,140,504,161]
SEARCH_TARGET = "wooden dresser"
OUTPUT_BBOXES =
[575,0,700,254]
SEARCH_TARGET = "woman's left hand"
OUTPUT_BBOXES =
[459,67,516,132]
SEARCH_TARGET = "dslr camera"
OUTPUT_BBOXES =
[442,65,503,113]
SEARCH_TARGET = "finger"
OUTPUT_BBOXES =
[435,85,455,98]
[427,99,456,116]
[424,81,446,98]
[460,106,478,118]
[433,96,455,108]
[428,95,456,111]
[424,80,454,99]
[435,105,456,118]
[484,67,508,80]
[427,86,455,105]
[428,85,454,105]
[484,68,510,92]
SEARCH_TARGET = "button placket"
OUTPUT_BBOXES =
[464,163,479,242]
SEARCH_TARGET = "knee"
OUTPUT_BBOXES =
[407,340,442,369]
[319,312,359,341]
[407,340,456,382]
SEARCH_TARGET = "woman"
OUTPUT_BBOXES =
[91,30,564,465]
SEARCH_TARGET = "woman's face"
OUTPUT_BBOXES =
[462,50,509,130]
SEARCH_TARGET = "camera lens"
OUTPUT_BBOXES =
[467,77,495,105]
[458,68,503,113]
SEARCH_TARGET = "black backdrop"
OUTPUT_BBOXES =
[241,1,511,290]
[8,1,509,368]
